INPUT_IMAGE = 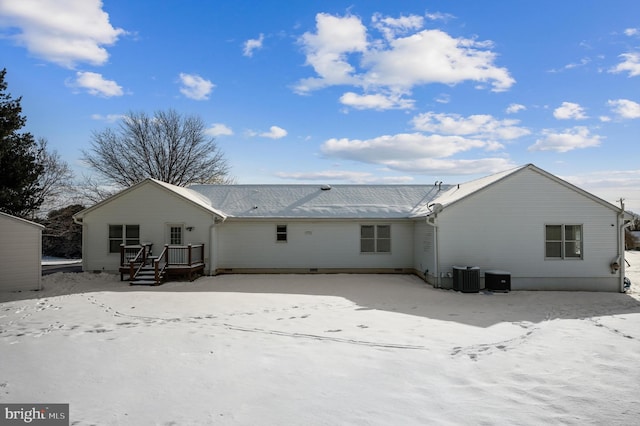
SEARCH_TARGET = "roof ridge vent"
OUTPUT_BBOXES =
[320,184,332,191]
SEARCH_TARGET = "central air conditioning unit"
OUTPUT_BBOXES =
[452,266,480,293]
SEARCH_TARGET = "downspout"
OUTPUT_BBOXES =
[425,215,439,288]
[618,201,632,292]
[209,219,214,276]
[209,215,226,276]
[73,215,87,272]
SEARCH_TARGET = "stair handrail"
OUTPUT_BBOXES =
[154,245,169,283]
[128,245,147,280]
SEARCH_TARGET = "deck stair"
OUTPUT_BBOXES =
[120,243,205,285]
[129,260,166,286]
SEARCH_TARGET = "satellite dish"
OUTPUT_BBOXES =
[431,203,444,214]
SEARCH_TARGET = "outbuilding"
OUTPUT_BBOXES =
[0,212,44,292]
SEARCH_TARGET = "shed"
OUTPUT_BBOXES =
[0,212,44,292]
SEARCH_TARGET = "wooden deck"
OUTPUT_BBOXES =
[119,243,206,285]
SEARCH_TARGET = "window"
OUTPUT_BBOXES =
[169,226,183,245]
[276,225,287,242]
[545,224,582,259]
[109,225,140,253]
[361,225,391,253]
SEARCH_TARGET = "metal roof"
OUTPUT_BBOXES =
[189,184,448,218]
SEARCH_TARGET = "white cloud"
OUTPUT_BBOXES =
[339,92,414,110]
[178,73,214,100]
[322,133,486,164]
[243,33,264,57]
[69,71,123,97]
[528,127,602,152]
[506,103,526,114]
[0,0,125,68]
[548,58,591,73]
[553,102,588,120]
[624,28,639,37]
[434,93,450,104]
[205,123,233,137]
[371,13,424,41]
[610,52,640,77]
[295,13,514,110]
[90,113,124,122]
[276,169,414,184]
[380,157,516,175]
[607,99,640,119]
[363,29,514,92]
[425,11,455,22]
[295,13,368,93]
[561,169,640,212]
[260,126,288,139]
[278,170,372,182]
[411,112,530,140]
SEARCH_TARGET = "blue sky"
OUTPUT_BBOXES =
[2,1,640,211]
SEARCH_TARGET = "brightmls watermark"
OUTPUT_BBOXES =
[1,404,68,425]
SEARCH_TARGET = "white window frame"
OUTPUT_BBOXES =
[276,224,287,243]
[167,224,184,246]
[360,224,391,254]
[545,224,583,260]
[108,224,140,253]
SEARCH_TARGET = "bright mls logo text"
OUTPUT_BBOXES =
[1,404,68,425]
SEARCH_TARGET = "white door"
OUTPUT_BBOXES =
[167,224,185,263]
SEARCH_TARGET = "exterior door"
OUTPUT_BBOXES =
[167,224,185,263]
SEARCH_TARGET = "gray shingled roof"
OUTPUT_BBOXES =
[188,184,449,218]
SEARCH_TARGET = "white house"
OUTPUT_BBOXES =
[73,164,631,292]
[0,211,44,292]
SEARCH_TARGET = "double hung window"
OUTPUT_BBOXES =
[545,224,582,259]
[276,225,287,242]
[361,225,391,253]
[109,225,140,253]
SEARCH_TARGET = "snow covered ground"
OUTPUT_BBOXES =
[2,254,640,425]
[41,257,82,266]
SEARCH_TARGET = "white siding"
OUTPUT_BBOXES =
[436,168,620,290]
[413,220,436,281]
[217,220,414,271]
[0,214,42,291]
[81,182,215,273]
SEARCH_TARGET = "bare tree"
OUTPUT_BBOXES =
[82,109,232,188]
[72,174,120,205]
[32,138,74,215]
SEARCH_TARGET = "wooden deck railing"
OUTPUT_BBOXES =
[120,243,152,266]
[120,243,205,282]
[154,245,169,283]
[163,244,205,266]
[120,244,152,281]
